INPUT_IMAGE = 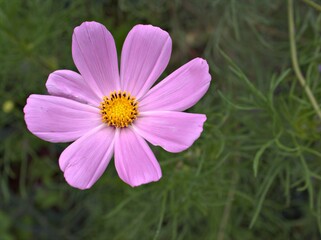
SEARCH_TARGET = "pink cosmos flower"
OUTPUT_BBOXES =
[24,21,211,189]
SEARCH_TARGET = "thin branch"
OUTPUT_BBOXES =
[301,0,321,11]
[288,0,321,120]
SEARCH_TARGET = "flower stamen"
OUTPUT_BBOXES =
[100,91,139,128]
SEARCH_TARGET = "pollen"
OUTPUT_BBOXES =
[100,91,139,128]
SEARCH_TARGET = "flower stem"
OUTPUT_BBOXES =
[217,158,239,240]
[288,0,321,121]
[153,192,167,240]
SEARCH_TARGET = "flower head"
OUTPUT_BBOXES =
[24,21,211,189]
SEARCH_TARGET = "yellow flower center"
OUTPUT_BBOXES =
[100,91,139,128]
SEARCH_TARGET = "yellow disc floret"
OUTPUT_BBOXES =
[100,91,139,128]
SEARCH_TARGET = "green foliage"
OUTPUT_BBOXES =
[1,0,321,239]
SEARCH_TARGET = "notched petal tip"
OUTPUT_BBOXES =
[23,94,32,113]
[134,24,172,52]
[129,174,162,188]
[73,21,102,32]
[195,57,211,80]
[63,163,103,190]
[121,165,162,188]
[132,24,171,37]
[197,113,207,133]
[23,94,43,127]
[23,95,34,130]
[72,22,106,42]
[64,171,92,190]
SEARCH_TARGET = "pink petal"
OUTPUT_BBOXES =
[120,24,172,99]
[59,125,115,190]
[139,58,211,112]
[133,111,206,153]
[114,128,162,187]
[24,94,102,143]
[46,70,101,106]
[72,21,119,97]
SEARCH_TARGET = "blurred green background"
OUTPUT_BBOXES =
[1,0,321,239]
